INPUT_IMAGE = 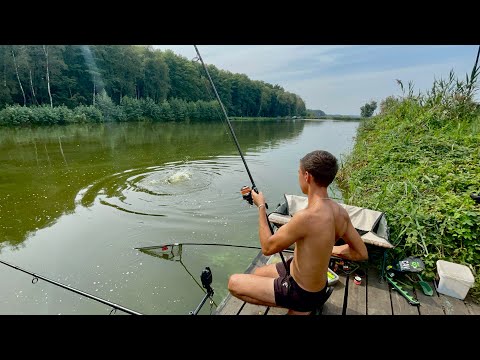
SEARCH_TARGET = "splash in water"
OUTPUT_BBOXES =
[165,170,192,184]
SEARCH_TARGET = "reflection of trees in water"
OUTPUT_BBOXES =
[0,120,305,153]
[0,120,305,247]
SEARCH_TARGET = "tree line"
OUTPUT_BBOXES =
[0,45,307,124]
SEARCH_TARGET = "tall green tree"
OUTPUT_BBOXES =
[0,45,307,118]
[139,46,170,102]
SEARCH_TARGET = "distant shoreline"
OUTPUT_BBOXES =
[307,115,361,120]
[230,115,362,121]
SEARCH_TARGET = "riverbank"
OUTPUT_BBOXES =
[0,103,358,127]
[0,103,309,126]
[337,76,480,302]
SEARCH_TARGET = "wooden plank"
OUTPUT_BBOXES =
[416,281,445,315]
[432,279,470,315]
[465,297,480,315]
[266,306,289,315]
[214,294,245,315]
[241,253,289,315]
[239,303,268,315]
[390,283,420,315]
[238,251,272,315]
[323,274,347,315]
[367,266,392,315]
[346,272,367,315]
[438,294,470,315]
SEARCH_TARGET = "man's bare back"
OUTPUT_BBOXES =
[271,198,366,293]
[290,199,346,292]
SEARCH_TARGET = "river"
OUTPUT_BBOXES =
[0,119,360,314]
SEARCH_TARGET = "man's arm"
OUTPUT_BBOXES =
[332,218,368,261]
[257,206,306,256]
[252,190,305,256]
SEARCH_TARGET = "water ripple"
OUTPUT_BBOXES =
[75,159,233,216]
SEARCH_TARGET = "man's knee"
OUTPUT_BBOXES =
[228,274,242,295]
[252,267,263,276]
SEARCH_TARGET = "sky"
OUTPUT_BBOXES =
[152,45,479,116]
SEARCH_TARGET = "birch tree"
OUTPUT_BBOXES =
[43,45,53,107]
[11,47,26,106]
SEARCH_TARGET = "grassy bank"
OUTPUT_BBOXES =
[337,71,480,302]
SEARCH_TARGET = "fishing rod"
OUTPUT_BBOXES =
[0,258,142,315]
[135,242,294,253]
[193,45,256,192]
[193,45,289,273]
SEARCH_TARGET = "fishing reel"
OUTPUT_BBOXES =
[240,186,268,209]
[241,186,254,205]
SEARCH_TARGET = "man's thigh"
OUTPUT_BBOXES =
[233,274,276,304]
[253,263,279,278]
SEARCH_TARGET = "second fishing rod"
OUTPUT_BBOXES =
[193,45,289,274]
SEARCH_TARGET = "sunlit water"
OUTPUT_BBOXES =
[0,119,359,314]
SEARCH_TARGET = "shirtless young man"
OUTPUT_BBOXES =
[228,150,368,315]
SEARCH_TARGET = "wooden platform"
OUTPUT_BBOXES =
[214,251,480,315]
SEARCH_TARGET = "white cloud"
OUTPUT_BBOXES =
[286,60,475,114]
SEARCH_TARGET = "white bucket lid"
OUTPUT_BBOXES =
[436,260,474,286]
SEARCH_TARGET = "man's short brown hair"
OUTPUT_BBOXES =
[300,150,338,187]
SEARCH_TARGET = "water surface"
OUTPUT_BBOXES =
[0,119,359,314]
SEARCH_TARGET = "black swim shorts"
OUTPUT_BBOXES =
[274,257,329,312]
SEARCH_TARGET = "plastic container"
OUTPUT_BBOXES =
[436,260,475,300]
[327,268,339,286]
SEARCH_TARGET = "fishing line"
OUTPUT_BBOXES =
[193,45,258,190]
[192,59,237,151]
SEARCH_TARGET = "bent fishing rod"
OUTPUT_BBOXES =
[193,45,289,273]
[136,242,349,261]
[0,258,142,315]
[135,242,294,253]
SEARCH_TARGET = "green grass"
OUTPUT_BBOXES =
[337,61,480,302]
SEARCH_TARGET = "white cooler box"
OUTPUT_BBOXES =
[436,260,475,300]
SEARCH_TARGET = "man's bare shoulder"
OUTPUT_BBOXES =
[291,208,309,220]
[336,203,350,220]
[296,204,334,223]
